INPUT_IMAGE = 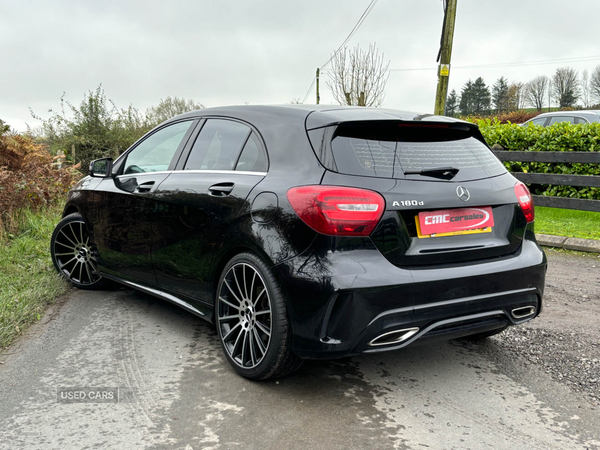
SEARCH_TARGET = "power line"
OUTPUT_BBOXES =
[389,55,600,72]
[301,78,316,104]
[320,0,379,71]
[301,0,379,103]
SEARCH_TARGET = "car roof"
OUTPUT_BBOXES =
[534,110,600,117]
[171,105,471,130]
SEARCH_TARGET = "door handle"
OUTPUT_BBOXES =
[136,181,155,193]
[209,183,235,196]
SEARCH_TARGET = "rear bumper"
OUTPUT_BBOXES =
[273,230,546,359]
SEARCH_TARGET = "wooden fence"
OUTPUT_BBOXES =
[493,151,600,212]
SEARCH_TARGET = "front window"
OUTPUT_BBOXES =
[529,118,547,126]
[122,121,193,174]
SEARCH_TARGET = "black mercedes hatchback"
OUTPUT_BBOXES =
[51,105,546,380]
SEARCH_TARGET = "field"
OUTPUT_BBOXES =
[535,206,600,240]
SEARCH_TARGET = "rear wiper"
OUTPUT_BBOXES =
[403,167,459,180]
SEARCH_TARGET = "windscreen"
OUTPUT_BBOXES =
[330,122,506,181]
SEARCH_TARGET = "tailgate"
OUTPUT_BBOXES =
[312,118,527,267]
[372,174,526,266]
[321,171,527,267]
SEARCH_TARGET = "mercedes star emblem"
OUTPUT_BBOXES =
[456,185,470,202]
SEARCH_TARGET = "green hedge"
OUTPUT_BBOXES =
[476,119,600,200]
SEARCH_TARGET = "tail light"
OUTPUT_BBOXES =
[514,181,534,223]
[286,186,385,236]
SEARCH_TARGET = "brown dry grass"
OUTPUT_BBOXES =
[0,133,81,238]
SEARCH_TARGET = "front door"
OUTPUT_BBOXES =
[92,120,196,284]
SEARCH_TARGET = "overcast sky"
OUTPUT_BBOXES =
[1,0,599,131]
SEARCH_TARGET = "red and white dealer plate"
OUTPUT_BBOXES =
[416,206,495,238]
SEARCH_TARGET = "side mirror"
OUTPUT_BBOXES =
[89,158,113,178]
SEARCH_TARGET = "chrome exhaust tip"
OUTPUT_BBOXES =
[368,327,420,347]
[511,306,536,320]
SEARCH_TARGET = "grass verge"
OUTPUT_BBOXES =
[0,205,68,349]
[535,206,600,240]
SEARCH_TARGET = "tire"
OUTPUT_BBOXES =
[50,213,107,290]
[216,252,302,380]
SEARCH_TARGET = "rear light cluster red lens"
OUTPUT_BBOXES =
[514,181,534,223]
[286,186,385,236]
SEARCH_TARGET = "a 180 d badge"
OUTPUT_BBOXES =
[392,200,424,207]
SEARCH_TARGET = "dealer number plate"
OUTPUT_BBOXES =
[416,206,494,238]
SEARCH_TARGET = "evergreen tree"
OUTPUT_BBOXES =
[471,77,491,114]
[492,77,510,113]
[459,80,475,115]
[445,90,459,117]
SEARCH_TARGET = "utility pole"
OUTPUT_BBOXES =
[434,0,458,116]
[316,68,320,104]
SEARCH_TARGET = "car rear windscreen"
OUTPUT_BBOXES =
[330,122,506,181]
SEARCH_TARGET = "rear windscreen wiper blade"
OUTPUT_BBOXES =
[404,166,459,180]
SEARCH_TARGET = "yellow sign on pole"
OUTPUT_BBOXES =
[440,64,450,77]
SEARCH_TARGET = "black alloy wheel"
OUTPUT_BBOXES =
[50,213,106,290]
[216,253,302,380]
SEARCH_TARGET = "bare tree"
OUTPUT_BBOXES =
[328,44,390,107]
[581,69,590,108]
[552,67,580,108]
[590,65,600,105]
[524,76,548,111]
[507,82,524,111]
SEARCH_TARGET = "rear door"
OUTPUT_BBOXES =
[93,120,196,283]
[151,118,267,303]
[317,121,526,266]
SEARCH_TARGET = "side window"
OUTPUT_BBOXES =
[575,117,589,124]
[235,132,268,172]
[548,116,575,125]
[529,118,547,126]
[122,121,193,174]
[185,119,251,170]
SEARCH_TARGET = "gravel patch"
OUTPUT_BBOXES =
[493,326,600,404]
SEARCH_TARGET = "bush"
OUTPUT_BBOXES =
[462,110,542,124]
[31,85,150,171]
[31,87,205,171]
[477,119,600,200]
[0,130,79,237]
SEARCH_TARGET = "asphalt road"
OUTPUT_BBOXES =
[1,250,599,450]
